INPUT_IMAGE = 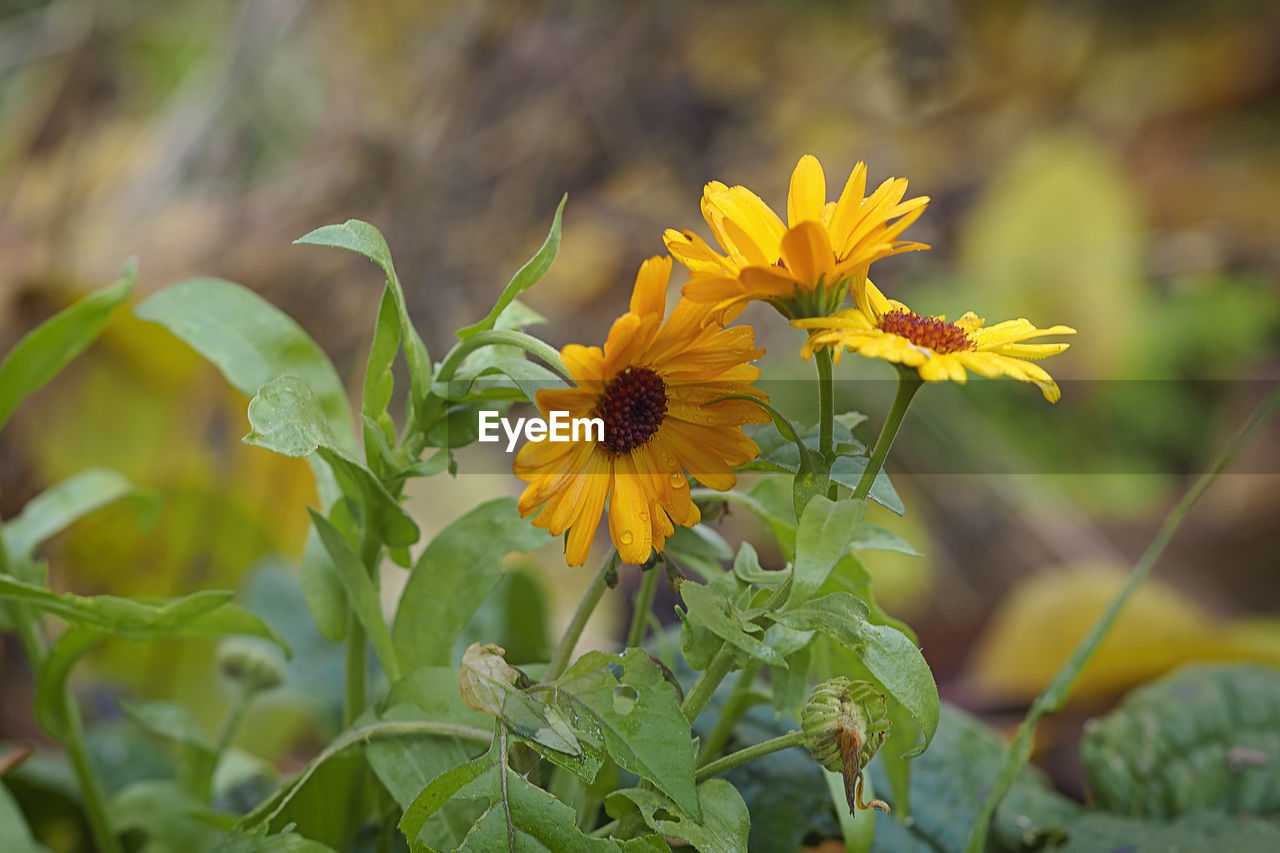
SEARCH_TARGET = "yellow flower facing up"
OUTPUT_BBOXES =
[664,155,929,320]
[796,282,1077,402]
[515,256,769,566]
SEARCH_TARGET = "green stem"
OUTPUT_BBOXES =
[697,659,763,764]
[624,564,660,649]
[681,642,738,723]
[63,692,122,853]
[344,533,383,727]
[433,329,571,390]
[241,719,493,829]
[815,347,835,463]
[963,382,1280,853]
[852,365,922,500]
[695,730,805,783]
[545,549,619,681]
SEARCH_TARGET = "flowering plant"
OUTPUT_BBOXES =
[2,155,1270,853]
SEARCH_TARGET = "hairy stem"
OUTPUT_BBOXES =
[545,549,620,681]
[681,642,738,723]
[697,659,763,764]
[625,564,661,649]
[696,730,805,783]
[853,366,922,500]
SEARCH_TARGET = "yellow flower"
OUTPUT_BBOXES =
[796,281,1077,402]
[664,155,929,320]
[515,256,769,566]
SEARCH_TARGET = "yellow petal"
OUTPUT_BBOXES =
[787,154,827,228]
[609,454,653,564]
[778,220,836,286]
[630,256,672,319]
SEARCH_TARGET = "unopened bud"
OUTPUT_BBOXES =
[217,638,285,693]
[802,678,891,816]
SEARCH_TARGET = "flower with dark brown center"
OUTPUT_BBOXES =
[594,366,668,454]
[877,309,972,354]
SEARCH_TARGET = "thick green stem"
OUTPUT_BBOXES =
[63,693,122,853]
[815,348,835,463]
[681,642,738,723]
[853,366,923,500]
[433,329,570,390]
[344,533,383,727]
[624,564,660,649]
[697,659,763,764]
[695,730,805,783]
[963,382,1280,853]
[545,549,619,681]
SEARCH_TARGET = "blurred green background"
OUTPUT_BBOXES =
[2,0,1279,829]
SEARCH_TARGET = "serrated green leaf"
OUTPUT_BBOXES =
[308,510,400,682]
[789,496,865,607]
[607,780,749,853]
[457,196,565,339]
[552,648,699,812]
[2,468,147,561]
[679,580,782,666]
[295,219,431,413]
[0,265,134,431]
[364,703,474,809]
[392,498,551,670]
[400,742,498,845]
[245,375,418,548]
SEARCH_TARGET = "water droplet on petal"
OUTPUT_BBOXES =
[669,472,686,489]
[665,456,677,469]
[619,530,634,545]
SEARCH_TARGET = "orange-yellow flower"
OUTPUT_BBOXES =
[515,256,768,566]
[796,282,1076,402]
[664,155,929,320]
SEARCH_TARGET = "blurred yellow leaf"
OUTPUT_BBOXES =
[966,562,1280,705]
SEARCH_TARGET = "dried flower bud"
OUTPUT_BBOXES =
[802,677,892,816]
[217,638,285,693]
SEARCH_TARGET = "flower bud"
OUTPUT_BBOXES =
[802,677,892,816]
[217,638,285,694]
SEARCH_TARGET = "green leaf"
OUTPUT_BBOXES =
[457,196,565,339]
[825,768,874,853]
[471,358,569,404]
[399,742,497,845]
[363,704,472,810]
[308,510,401,682]
[830,456,904,516]
[392,498,551,670]
[1081,664,1280,819]
[111,780,238,853]
[459,643,582,759]
[119,699,213,752]
[552,648,699,812]
[136,277,355,452]
[363,285,401,445]
[858,623,938,758]
[772,592,871,647]
[850,523,920,556]
[0,779,42,853]
[2,468,148,561]
[0,264,134,431]
[295,219,432,414]
[679,579,783,666]
[210,825,338,853]
[607,780,749,853]
[730,541,787,587]
[789,496,865,607]
[0,575,288,648]
[245,375,419,548]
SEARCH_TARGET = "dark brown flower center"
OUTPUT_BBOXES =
[594,366,667,453]
[877,309,971,354]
